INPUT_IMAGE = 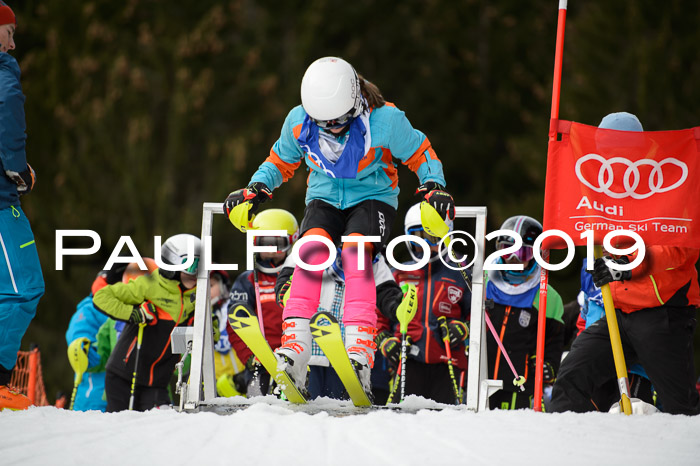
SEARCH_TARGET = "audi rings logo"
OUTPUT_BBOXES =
[575,154,688,199]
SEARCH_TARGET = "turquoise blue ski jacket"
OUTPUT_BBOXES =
[249,103,446,210]
[0,53,27,209]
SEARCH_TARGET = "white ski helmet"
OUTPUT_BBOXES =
[160,234,202,277]
[404,203,453,263]
[300,57,363,126]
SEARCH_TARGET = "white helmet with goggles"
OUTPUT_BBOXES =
[301,57,363,129]
[160,234,202,279]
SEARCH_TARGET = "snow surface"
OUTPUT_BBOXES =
[2,395,700,466]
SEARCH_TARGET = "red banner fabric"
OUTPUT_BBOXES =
[543,120,700,249]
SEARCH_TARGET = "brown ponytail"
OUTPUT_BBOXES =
[359,75,385,110]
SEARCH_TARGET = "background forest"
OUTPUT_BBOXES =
[9,0,700,399]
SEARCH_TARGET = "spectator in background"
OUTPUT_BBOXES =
[573,258,656,409]
[65,260,156,411]
[380,203,470,405]
[550,112,700,415]
[225,209,299,396]
[0,2,45,411]
[208,269,249,398]
[485,215,565,410]
[93,235,201,411]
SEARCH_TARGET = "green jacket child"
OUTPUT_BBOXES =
[93,234,201,411]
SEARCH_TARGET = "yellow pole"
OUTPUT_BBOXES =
[595,246,632,415]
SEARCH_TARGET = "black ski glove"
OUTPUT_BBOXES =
[104,263,129,285]
[212,313,221,342]
[445,320,469,349]
[415,181,455,221]
[276,276,293,308]
[232,371,249,395]
[376,330,401,369]
[245,355,260,373]
[5,164,36,196]
[591,256,631,288]
[528,355,556,384]
[130,302,158,325]
[223,182,272,218]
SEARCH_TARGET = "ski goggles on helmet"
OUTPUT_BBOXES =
[496,240,534,263]
[254,235,292,253]
[311,109,355,130]
[181,256,200,275]
[407,226,441,247]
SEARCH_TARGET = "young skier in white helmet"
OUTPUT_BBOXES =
[223,57,454,396]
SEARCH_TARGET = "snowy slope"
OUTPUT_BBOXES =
[2,397,699,466]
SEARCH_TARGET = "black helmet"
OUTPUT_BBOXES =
[496,216,542,247]
[496,216,542,263]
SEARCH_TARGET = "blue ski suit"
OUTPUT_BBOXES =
[65,275,111,411]
[0,52,44,378]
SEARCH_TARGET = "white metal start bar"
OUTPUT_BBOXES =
[183,203,496,411]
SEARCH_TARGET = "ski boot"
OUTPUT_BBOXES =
[0,385,33,411]
[345,325,378,401]
[275,318,312,397]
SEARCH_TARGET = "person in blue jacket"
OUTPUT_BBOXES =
[224,57,455,396]
[65,271,116,411]
[66,261,156,411]
[0,2,45,411]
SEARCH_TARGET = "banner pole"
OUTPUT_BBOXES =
[534,0,568,412]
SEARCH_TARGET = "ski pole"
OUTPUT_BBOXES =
[595,246,632,415]
[437,316,462,404]
[252,254,266,339]
[67,337,90,410]
[69,375,81,411]
[421,201,526,390]
[128,323,147,411]
[395,284,417,403]
[386,361,401,404]
[483,309,526,390]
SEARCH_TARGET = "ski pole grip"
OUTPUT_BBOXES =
[437,315,450,342]
[396,283,417,334]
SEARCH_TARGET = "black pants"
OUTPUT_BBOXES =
[403,359,462,405]
[105,370,171,412]
[299,199,397,251]
[550,306,699,415]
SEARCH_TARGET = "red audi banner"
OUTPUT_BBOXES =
[543,120,700,249]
